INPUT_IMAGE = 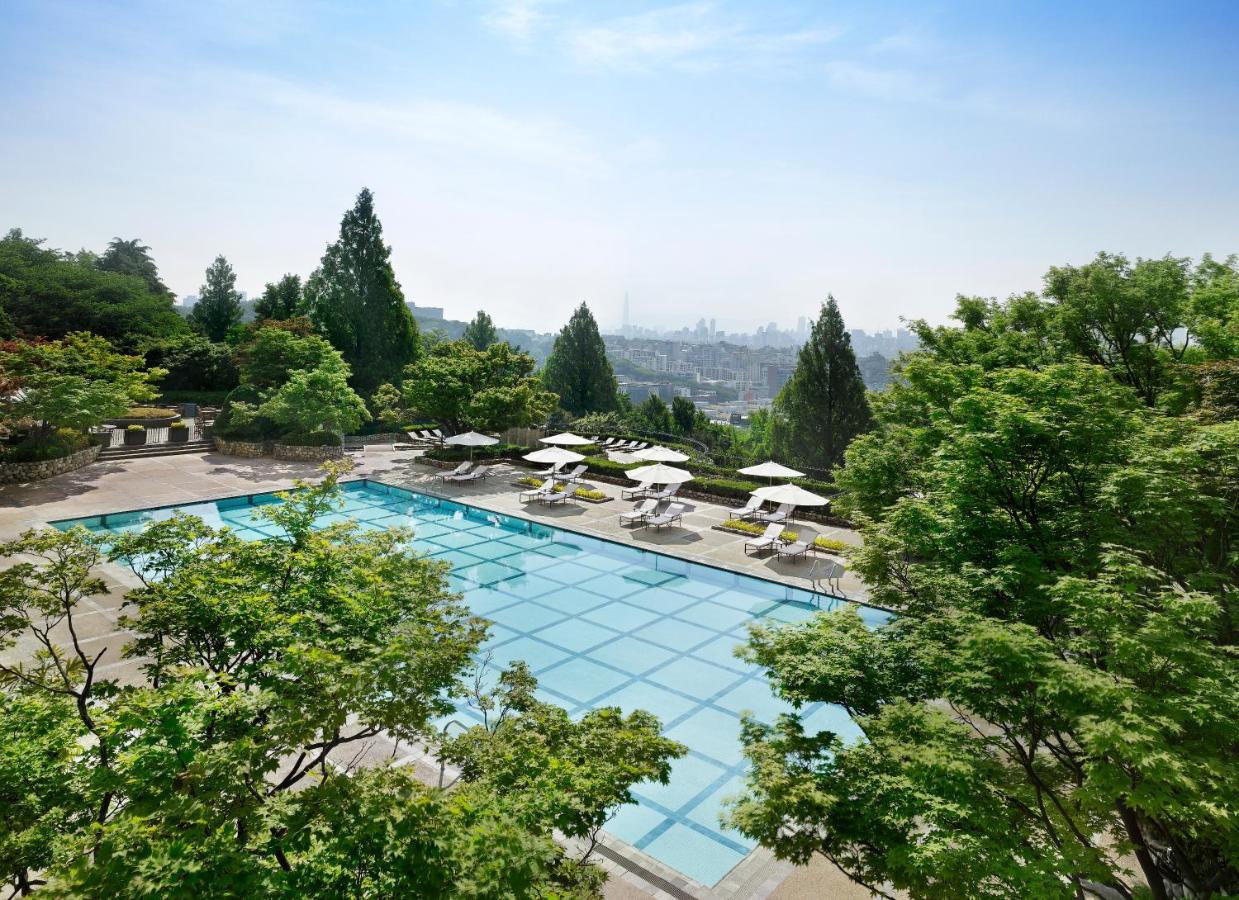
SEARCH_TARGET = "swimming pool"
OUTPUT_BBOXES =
[53,479,888,887]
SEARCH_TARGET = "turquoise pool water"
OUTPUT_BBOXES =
[53,479,888,886]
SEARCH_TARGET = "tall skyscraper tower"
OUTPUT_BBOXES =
[622,292,631,337]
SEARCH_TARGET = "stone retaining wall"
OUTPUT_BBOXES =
[0,444,101,485]
[343,432,412,445]
[272,443,345,462]
[212,437,268,458]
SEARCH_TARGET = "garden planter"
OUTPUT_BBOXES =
[123,429,147,447]
[168,428,190,443]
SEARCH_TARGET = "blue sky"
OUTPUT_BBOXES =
[2,1,1237,333]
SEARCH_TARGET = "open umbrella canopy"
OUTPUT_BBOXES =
[445,431,499,447]
[627,463,694,484]
[539,432,593,446]
[633,445,690,463]
[738,460,805,480]
[751,483,830,507]
[523,446,584,465]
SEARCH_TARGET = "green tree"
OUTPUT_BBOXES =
[188,255,243,342]
[0,333,162,449]
[304,188,420,395]
[95,237,171,297]
[1045,252,1193,406]
[369,382,405,430]
[1187,254,1239,359]
[253,273,303,321]
[0,229,185,349]
[403,340,557,434]
[635,393,672,433]
[736,353,1239,899]
[462,309,499,350]
[771,297,871,470]
[541,303,620,416]
[259,364,370,436]
[671,395,705,435]
[143,333,239,393]
[235,321,343,392]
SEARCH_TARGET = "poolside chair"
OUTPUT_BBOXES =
[726,497,763,522]
[429,428,445,441]
[759,503,795,525]
[601,438,617,448]
[437,461,474,481]
[775,539,810,562]
[520,478,557,503]
[744,523,785,555]
[631,441,649,450]
[541,486,570,505]
[644,502,685,530]
[532,462,564,478]
[649,483,680,502]
[449,465,492,483]
[619,498,658,525]
[560,464,589,483]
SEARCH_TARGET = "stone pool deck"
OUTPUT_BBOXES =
[0,447,877,900]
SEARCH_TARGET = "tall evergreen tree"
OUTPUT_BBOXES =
[771,296,871,470]
[96,237,172,297]
[462,309,498,350]
[541,302,620,416]
[188,255,243,342]
[254,273,303,321]
[304,188,419,396]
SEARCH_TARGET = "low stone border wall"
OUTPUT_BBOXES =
[0,444,101,485]
[272,443,345,462]
[212,437,268,458]
[343,432,414,445]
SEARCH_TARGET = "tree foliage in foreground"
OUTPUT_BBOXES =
[403,339,558,434]
[0,468,680,897]
[541,303,620,417]
[731,347,1239,897]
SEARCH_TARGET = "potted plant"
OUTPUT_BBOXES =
[124,424,147,447]
[168,420,190,443]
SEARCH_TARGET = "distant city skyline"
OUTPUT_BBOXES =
[4,1,1236,332]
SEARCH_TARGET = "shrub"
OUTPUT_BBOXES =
[717,519,797,541]
[277,431,343,447]
[168,420,189,431]
[582,455,638,477]
[514,475,605,501]
[813,536,848,553]
[123,406,177,419]
[692,477,763,500]
[424,443,524,463]
[126,424,146,432]
[1,428,88,462]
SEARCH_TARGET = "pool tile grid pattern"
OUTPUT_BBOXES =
[54,480,888,888]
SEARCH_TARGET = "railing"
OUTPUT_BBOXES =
[101,419,206,447]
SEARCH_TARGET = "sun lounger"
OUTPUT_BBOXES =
[744,523,785,555]
[619,499,658,525]
[448,465,492,483]
[727,497,763,522]
[775,540,809,562]
[759,503,795,524]
[601,438,617,447]
[533,463,564,478]
[437,462,473,480]
[429,429,444,441]
[631,441,649,450]
[644,502,685,530]
[649,483,680,501]
[560,464,588,483]
[520,478,557,503]
[621,482,655,500]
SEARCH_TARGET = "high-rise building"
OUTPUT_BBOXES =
[622,292,631,338]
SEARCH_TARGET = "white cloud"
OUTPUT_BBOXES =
[482,0,561,42]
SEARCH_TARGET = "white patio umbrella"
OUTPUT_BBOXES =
[523,446,585,468]
[539,431,594,446]
[738,460,805,484]
[445,430,498,460]
[751,483,830,507]
[627,463,695,485]
[633,445,690,463]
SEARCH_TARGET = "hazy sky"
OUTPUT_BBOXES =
[3,1,1237,334]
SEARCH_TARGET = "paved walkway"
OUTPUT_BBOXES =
[0,447,878,899]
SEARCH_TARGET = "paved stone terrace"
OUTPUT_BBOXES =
[0,446,875,900]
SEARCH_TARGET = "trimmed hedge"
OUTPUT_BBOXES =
[1,428,90,463]
[424,442,525,463]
